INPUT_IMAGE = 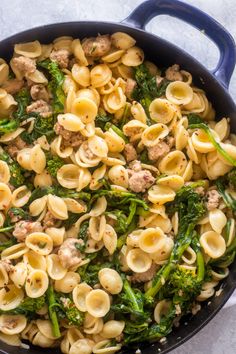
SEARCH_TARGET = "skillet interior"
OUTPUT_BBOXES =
[0,21,236,354]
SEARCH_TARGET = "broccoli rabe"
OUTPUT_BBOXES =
[132,64,170,122]
[95,112,112,129]
[112,278,149,321]
[0,118,20,135]
[0,150,25,187]
[56,294,84,327]
[188,114,236,167]
[21,114,56,144]
[4,207,30,227]
[46,283,61,338]
[145,183,206,300]
[104,122,128,143]
[27,186,91,205]
[0,295,46,316]
[13,88,31,120]
[0,237,16,251]
[75,221,89,252]
[216,170,236,212]
[46,154,64,177]
[38,59,65,113]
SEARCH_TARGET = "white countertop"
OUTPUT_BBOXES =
[0,0,236,353]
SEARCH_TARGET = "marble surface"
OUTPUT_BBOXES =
[0,0,236,353]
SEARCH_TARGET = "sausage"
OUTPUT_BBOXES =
[147,141,170,161]
[58,238,84,269]
[30,84,50,102]
[206,190,221,211]
[54,122,86,148]
[13,220,43,242]
[5,136,28,159]
[130,263,157,283]
[11,56,36,76]
[128,169,155,193]
[26,99,52,117]
[165,64,183,81]
[82,35,111,57]
[125,78,136,100]
[123,144,138,163]
[50,49,70,69]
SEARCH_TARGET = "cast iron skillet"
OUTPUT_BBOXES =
[0,0,236,353]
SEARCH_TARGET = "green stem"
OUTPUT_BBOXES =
[123,279,141,312]
[0,226,15,233]
[46,283,61,338]
[189,123,236,167]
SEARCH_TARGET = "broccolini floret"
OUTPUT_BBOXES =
[145,183,206,301]
[46,154,64,177]
[38,59,65,113]
[57,295,84,327]
[0,150,25,187]
[0,295,46,316]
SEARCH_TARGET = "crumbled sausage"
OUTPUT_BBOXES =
[206,190,221,211]
[129,160,142,172]
[123,144,137,162]
[42,211,57,228]
[165,64,183,81]
[82,35,111,57]
[13,220,43,242]
[125,78,136,100]
[0,259,13,272]
[5,136,28,159]
[148,141,170,161]
[54,122,86,148]
[30,84,50,102]
[26,99,52,117]
[128,168,155,193]
[50,49,70,69]
[2,79,24,95]
[58,238,84,269]
[130,263,157,283]
[11,56,36,76]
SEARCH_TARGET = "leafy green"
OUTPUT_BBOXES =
[0,118,20,135]
[0,150,25,187]
[13,88,31,120]
[0,295,46,317]
[95,113,112,129]
[0,237,17,251]
[55,294,84,327]
[216,172,236,212]
[188,114,236,167]
[4,207,30,227]
[75,221,89,252]
[145,183,206,300]
[38,59,65,113]
[21,114,56,144]
[46,153,64,177]
[132,64,170,123]
[27,186,91,205]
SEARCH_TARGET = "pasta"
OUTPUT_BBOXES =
[0,31,235,353]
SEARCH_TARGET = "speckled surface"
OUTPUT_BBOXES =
[0,0,236,353]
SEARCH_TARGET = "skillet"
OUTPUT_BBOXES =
[0,0,236,353]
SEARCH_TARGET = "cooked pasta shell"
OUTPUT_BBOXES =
[0,314,27,335]
[46,254,67,280]
[0,161,10,183]
[1,243,28,260]
[25,269,49,298]
[0,264,8,288]
[85,289,110,318]
[121,46,144,67]
[88,135,108,158]
[126,248,152,273]
[166,81,193,105]
[149,98,177,124]
[30,144,46,174]
[0,285,24,311]
[73,283,92,312]
[14,40,42,58]
[0,182,11,209]
[111,32,136,50]
[54,271,80,293]
[148,185,175,204]
[12,185,31,208]
[23,250,47,271]
[209,209,227,234]
[158,150,187,176]
[103,224,117,255]
[58,113,85,132]
[108,165,129,188]
[9,262,27,288]
[25,232,53,256]
[57,164,81,189]
[154,300,172,324]
[98,268,123,295]
[139,227,166,253]
[200,231,226,259]
[90,64,112,88]
[72,64,90,87]
[157,175,184,191]
[141,123,169,147]
[47,194,68,220]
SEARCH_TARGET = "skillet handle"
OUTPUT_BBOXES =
[122,0,236,88]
